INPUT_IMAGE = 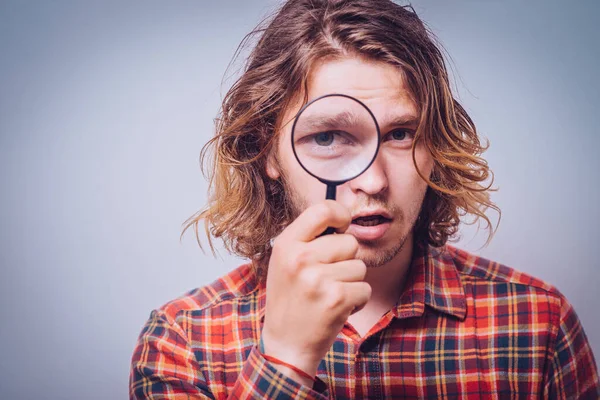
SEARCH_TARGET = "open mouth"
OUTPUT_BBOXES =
[351,215,392,227]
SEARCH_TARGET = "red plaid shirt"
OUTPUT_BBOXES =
[130,244,599,399]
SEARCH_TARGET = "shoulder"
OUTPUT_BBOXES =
[154,263,261,326]
[445,244,559,292]
[442,245,599,395]
[443,244,565,306]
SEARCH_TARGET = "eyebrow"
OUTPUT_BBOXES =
[383,113,420,129]
[299,110,364,130]
[295,110,420,133]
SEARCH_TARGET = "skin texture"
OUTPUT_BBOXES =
[262,56,434,385]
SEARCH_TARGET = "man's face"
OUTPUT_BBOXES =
[267,56,434,268]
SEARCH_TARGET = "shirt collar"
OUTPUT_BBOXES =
[258,244,467,323]
[258,280,267,323]
[393,244,467,320]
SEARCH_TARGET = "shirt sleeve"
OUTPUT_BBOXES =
[543,297,600,399]
[129,309,329,400]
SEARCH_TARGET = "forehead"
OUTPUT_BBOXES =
[281,56,418,132]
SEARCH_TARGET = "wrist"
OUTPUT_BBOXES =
[262,353,316,387]
[259,334,320,378]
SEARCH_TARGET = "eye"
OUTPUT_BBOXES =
[314,131,334,146]
[383,128,414,144]
[390,129,407,141]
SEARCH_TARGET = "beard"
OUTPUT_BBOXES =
[280,170,426,269]
[356,229,411,269]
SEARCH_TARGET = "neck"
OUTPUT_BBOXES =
[347,234,414,336]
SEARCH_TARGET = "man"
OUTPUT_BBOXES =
[130,0,599,398]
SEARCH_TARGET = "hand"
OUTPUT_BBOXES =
[261,200,372,383]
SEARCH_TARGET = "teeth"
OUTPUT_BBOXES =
[357,215,380,221]
[353,216,384,226]
[356,219,380,226]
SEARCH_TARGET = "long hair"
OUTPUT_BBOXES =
[183,0,500,279]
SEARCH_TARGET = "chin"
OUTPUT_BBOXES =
[356,231,411,269]
[357,244,398,269]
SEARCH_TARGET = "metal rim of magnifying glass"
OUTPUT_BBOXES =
[290,93,382,186]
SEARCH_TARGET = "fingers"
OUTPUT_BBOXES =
[306,233,359,264]
[325,281,372,316]
[283,200,352,242]
[318,259,367,282]
[344,281,372,312]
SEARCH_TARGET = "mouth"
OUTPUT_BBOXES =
[351,214,392,227]
[351,210,392,226]
[348,211,393,241]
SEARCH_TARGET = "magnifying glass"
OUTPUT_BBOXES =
[291,93,381,235]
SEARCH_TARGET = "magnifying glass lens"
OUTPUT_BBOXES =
[292,95,379,183]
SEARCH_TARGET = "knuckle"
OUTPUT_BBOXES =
[277,246,303,275]
[298,267,323,298]
[295,247,313,268]
[325,284,345,309]
[298,266,320,284]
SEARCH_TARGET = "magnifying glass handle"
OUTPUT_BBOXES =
[319,184,337,236]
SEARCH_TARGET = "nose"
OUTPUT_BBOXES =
[347,153,388,195]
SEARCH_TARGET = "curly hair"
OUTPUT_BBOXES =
[182,0,500,279]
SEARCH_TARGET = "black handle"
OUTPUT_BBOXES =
[319,183,338,237]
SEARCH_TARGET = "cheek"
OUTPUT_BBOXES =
[278,144,326,205]
[381,150,432,215]
[293,176,326,204]
[412,145,434,182]
[384,149,432,188]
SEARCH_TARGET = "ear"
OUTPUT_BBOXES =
[266,150,281,180]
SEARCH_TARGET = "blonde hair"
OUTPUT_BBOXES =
[183,0,499,279]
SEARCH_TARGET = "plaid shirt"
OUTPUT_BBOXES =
[130,244,599,399]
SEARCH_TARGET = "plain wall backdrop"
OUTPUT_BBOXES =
[1,1,598,398]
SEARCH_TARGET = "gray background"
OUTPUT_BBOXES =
[1,1,598,398]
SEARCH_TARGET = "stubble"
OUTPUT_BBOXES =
[280,170,427,269]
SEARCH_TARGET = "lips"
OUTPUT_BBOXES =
[348,210,393,241]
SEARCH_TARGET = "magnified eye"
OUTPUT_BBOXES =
[391,129,406,140]
[314,131,335,146]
